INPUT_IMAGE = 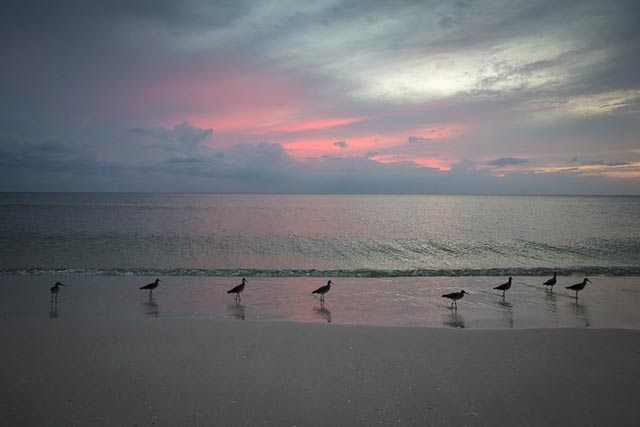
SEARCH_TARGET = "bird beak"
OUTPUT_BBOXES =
[59,283,66,287]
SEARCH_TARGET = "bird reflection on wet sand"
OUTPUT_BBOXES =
[443,310,465,328]
[227,302,246,320]
[544,289,560,324]
[497,299,514,328]
[49,300,59,319]
[142,295,159,317]
[570,301,591,327]
[313,304,332,323]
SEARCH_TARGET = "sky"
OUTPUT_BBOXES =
[1,0,639,194]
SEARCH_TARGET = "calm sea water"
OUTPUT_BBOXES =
[1,193,639,276]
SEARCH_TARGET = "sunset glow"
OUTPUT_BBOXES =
[1,0,639,194]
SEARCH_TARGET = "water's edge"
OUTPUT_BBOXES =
[3,266,640,277]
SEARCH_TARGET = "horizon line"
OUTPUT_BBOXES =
[0,191,639,197]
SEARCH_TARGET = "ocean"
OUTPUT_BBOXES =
[2,193,640,327]
[1,193,639,277]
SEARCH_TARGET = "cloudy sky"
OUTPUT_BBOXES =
[1,0,639,194]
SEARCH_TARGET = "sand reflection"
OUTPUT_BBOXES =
[142,295,159,317]
[443,310,465,328]
[543,289,559,324]
[227,302,246,320]
[570,302,590,327]
[313,305,332,323]
[49,300,59,319]
[497,299,514,328]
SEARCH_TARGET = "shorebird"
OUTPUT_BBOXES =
[312,280,332,303]
[543,272,557,290]
[566,278,591,299]
[140,279,161,296]
[227,278,247,301]
[494,277,512,298]
[442,290,467,309]
[50,282,65,302]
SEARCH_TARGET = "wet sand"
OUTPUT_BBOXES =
[1,319,639,426]
[2,275,640,329]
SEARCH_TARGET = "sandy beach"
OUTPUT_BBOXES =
[2,319,640,426]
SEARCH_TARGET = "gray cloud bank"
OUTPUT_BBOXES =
[1,124,637,194]
[1,1,639,194]
[486,157,529,168]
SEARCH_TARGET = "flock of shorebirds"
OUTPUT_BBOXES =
[49,277,334,303]
[441,273,592,309]
[50,273,590,311]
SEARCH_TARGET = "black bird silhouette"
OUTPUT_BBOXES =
[494,277,512,298]
[566,278,591,299]
[543,272,557,290]
[312,280,332,303]
[442,290,467,309]
[227,278,247,301]
[50,282,65,302]
[140,279,161,296]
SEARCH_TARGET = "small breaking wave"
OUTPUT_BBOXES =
[2,266,640,277]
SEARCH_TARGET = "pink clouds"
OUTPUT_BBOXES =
[123,60,476,171]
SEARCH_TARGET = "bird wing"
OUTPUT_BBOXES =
[227,284,242,293]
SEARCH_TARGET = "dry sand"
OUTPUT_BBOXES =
[2,319,639,426]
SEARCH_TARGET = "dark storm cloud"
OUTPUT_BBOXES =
[334,141,348,148]
[122,141,637,194]
[486,157,529,168]
[0,138,637,194]
[130,122,213,152]
[580,160,631,167]
[0,134,123,175]
[156,142,298,183]
[408,136,432,144]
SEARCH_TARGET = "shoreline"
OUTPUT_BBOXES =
[0,276,640,329]
[2,275,640,329]
[4,266,640,277]
[2,319,640,426]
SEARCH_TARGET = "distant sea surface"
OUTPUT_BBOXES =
[1,193,639,277]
